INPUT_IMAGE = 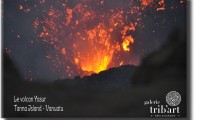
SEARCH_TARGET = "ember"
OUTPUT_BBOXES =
[18,0,185,78]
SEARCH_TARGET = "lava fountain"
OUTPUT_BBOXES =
[18,0,185,78]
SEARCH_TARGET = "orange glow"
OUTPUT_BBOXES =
[19,5,23,10]
[157,0,165,11]
[66,8,73,26]
[158,0,165,5]
[180,0,185,4]
[122,35,134,52]
[141,0,153,6]
[27,0,185,77]
[157,7,166,11]
[73,24,119,74]
[74,58,79,64]
[80,53,113,73]
[120,61,124,66]
[61,48,66,55]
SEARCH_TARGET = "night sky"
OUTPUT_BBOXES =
[3,0,186,81]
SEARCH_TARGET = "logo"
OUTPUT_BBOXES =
[166,91,181,106]
[144,91,181,117]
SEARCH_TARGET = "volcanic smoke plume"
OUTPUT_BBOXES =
[18,0,185,78]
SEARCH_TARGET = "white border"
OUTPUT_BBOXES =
[0,0,200,119]
[192,0,200,120]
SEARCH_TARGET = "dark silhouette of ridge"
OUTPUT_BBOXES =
[54,65,138,90]
[132,28,187,85]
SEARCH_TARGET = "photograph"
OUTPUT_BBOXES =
[1,0,189,118]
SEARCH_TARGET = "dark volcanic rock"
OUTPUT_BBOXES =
[54,65,138,90]
[132,28,187,85]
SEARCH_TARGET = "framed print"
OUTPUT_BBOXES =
[2,0,189,119]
